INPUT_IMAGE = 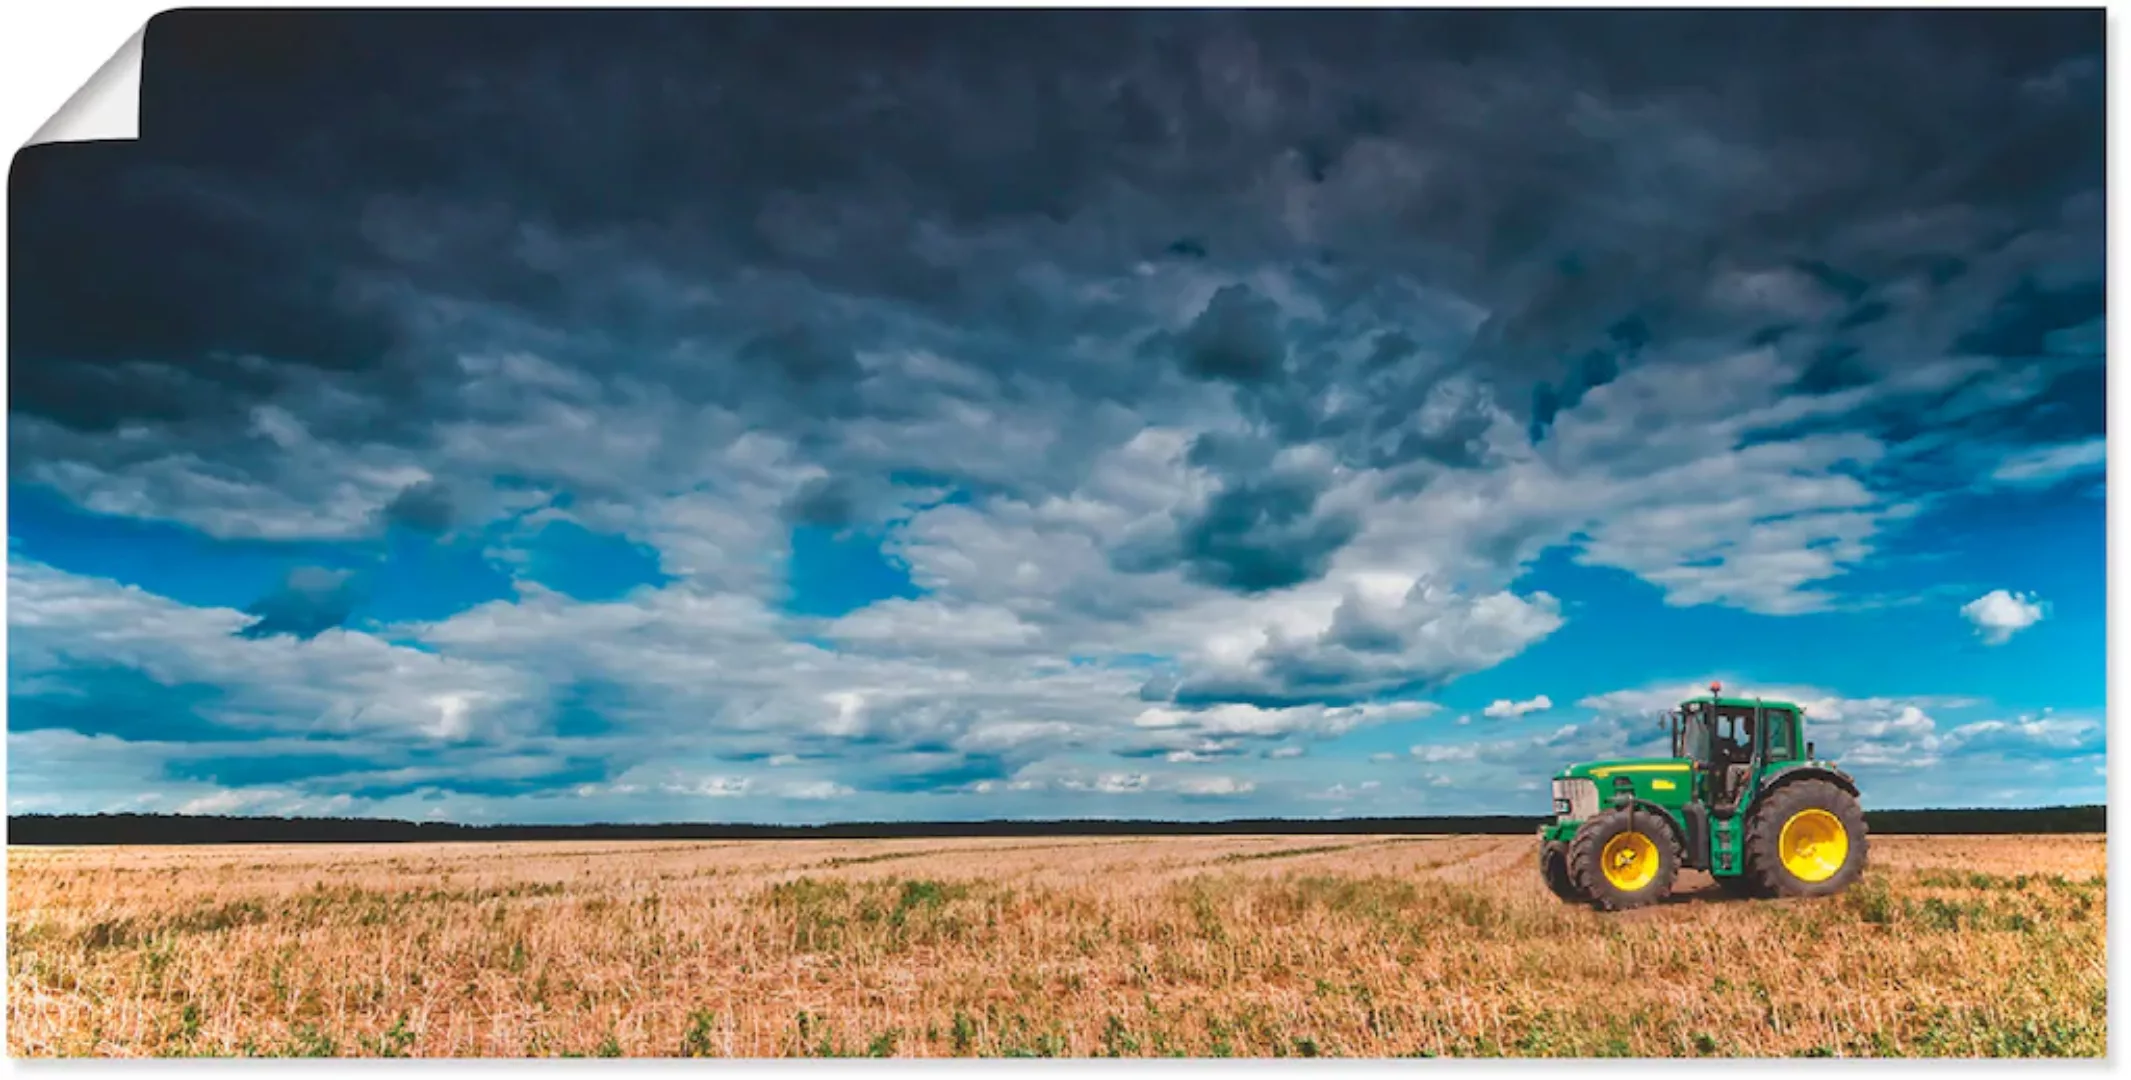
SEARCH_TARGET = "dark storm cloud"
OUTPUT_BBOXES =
[1528,329,1632,443]
[7,6,2104,616]
[238,566,362,640]
[11,10,2100,462]
[782,476,858,529]
[1172,472,1360,593]
[1787,345,1873,396]
[1794,260,1872,305]
[380,479,456,534]
[1953,278,2106,359]
[737,326,867,398]
[7,146,405,434]
[1112,432,1362,593]
[1175,285,1289,383]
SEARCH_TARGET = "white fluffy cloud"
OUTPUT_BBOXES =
[1990,438,2106,488]
[1174,775,1257,797]
[1961,589,2046,645]
[9,559,544,744]
[1482,694,1553,719]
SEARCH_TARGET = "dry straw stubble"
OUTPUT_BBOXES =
[6,832,2105,1057]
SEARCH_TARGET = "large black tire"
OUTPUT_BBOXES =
[1539,839,1583,903]
[1744,779,1868,898]
[1567,809,1680,911]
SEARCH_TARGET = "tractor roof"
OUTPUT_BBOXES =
[1685,695,1803,712]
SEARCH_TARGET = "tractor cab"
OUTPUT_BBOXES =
[1537,681,1867,911]
[1670,693,1808,816]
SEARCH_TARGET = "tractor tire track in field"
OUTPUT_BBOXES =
[1424,840,1528,881]
[811,841,1119,870]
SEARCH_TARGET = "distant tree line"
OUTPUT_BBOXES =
[4,805,2104,846]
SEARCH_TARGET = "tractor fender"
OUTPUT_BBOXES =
[1756,763,1859,800]
[1607,797,1689,851]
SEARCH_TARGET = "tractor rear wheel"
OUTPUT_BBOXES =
[1744,779,1868,898]
[1567,809,1680,911]
[1539,839,1583,903]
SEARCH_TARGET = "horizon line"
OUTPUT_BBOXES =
[6,805,2104,845]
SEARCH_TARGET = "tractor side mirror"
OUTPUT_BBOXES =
[1807,741,1815,760]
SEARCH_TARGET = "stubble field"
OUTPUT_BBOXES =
[6,832,2106,1058]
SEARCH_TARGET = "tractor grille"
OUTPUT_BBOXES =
[1552,778,1599,822]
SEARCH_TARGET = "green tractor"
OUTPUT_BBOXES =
[1538,683,1867,910]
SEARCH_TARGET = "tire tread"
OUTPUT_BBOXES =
[1540,840,1583,903]
[1566,808,1681,911]
[1743,778,1869,898]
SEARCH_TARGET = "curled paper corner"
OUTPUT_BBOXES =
[24,25,145,148]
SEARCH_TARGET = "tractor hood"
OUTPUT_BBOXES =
[1553,757,1696,810]
[1555,757,1693,781]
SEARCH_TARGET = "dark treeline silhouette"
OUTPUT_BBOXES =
[6,805,2104,845]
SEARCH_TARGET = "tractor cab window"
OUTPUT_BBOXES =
[1687,703,1795,766]
[1763,709,1796,762]
[1713,715,1747,766]
[1681,703,1799,766]
[1712,707,1758,766]
[1676,705,1715,762]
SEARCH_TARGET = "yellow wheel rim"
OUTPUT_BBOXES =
[1779,808,1849,882]
[1600,831,1660,892]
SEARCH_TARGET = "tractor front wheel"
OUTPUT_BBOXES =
[1539,839,1583,903]
[1566,809,1680,911]
[1743,779,1868,898]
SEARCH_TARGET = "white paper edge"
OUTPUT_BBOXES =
[24,24,144,148]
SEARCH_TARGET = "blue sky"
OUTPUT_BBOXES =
[6,10,2105,821]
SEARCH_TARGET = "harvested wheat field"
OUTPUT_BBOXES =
[6,832,2106,1058]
